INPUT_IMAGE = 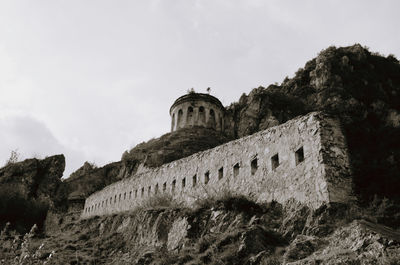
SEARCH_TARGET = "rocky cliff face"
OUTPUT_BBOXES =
[225,44,400,202]
[0,155,65,232]
[61,161,123,203]
[0,155,65,206]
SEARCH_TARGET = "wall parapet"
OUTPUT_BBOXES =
[81,112,353,219]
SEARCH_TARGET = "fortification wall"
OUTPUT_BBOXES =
[81,112,353,219]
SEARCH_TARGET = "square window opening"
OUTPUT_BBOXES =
[204,171,210,185]
[233,163,240,177]
[295,147,305,165]
[172,180,176,193]
[251,158,258,175]
[218,167,223,180]
[271,154,279,170]
[192,174,197,187]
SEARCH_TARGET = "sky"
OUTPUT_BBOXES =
[1,0,399,178]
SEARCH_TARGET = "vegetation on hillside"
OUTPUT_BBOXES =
[122,126,232,170]
[0,186,48,234]
[1,193,399,264]
[0,155,65,233]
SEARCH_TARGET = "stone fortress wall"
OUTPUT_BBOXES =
[81,112,353,219]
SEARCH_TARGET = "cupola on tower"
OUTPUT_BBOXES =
[170,92,225,132]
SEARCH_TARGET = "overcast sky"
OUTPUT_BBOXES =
[1,0,399,178]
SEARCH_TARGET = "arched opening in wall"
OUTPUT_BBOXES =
[102,201,104,207]
[251,157,258,175]
[218,167,223,180]
[204,171,210,185]
[233,163,240,177]
[124,192,126,200]
[155,184,159,194]
[114,195,117,203]
[129,191,132,199]
[148,186,151,196]
[110,197,113,204]
[177,109,183,128]
[171,113,175,131]
[141,188,144,198]
[193,174,197,187]
[208,109,216,129]
[199,106,205,125]
[187,106,194,126]
[163,182,167,193]
[119,194,121,202]
[271,154,279,170]
[295,147,304,165]
[106,199,108,206]
[135,190,138,198]
[182,177,186,191]
[172,180,176,194]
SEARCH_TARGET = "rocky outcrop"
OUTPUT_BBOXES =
[224,88,306,138]
[63,161,122,199]
[226,44,400,202]
[286,220,400,264]
[0,154,65,206]
[0,155,65,232]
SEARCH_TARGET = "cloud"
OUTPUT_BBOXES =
[0,114,86,178]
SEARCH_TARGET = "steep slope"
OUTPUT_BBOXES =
[1,197,399,264]
[121,127,232,173]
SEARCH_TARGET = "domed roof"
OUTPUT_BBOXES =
[170,93,224,114]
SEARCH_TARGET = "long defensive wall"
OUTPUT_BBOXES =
[81,112,353,218]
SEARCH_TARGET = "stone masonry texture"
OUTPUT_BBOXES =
[81,112,353,218]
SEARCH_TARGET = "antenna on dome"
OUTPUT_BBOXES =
[206,87,211,94]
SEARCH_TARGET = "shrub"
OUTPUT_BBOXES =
[140,193,183,210]
[193,188,264,215]
[0,185,49,233]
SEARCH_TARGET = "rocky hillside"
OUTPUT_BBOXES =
[121,127,231,172]
[0,155,65,232]
[60,161,123,206]
[225,44,400,202]
[1,195,399,264]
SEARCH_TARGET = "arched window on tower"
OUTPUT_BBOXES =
[171,113,175,131]
[208,109,216,129]
[177,109,183,128]
[199,106,205,125]
[186,106,194,126]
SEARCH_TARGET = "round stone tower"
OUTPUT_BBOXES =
[170,92,225,132]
